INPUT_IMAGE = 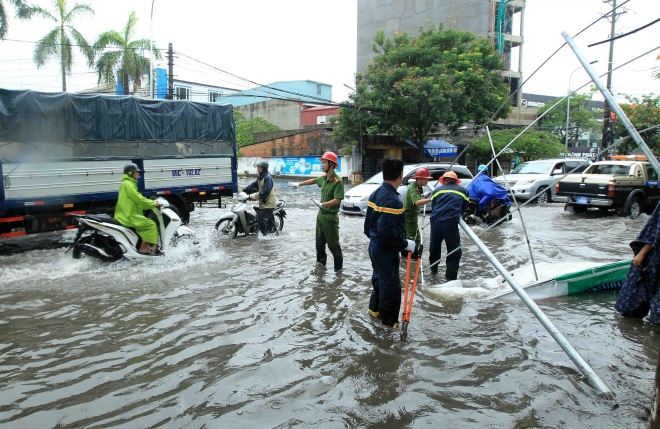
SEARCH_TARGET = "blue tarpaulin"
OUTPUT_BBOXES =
[424,140,457,156]
[466,175,511,212]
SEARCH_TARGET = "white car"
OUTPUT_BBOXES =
[493,158,591,204]
[340,163,473,216]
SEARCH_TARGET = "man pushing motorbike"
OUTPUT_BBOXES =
[114,163,162,255]
[244,160,277,236]
[289,151,344,271]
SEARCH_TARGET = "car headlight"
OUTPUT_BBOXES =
[517,179,536,185]
[361,195,370,202]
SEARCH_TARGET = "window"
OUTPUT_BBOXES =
[175,86,190,100]
[209,91,222,102]
[317,84,322,95]
[551,163,565,175]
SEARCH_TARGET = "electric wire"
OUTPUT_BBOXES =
[588,16,660,47]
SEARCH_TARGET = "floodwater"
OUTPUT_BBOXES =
[0,179,658,428]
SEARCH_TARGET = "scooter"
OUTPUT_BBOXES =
[215,192,287,238]
[462,198,512,227]
[68,197,194,261]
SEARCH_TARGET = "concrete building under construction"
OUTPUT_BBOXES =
[357,0,526,107]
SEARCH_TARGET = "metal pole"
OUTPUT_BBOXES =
[562,31,660,175]
[459,218,613,398]
[150,0,155,99]
[486,127,538,280]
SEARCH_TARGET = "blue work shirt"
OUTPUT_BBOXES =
[364,182,407,250]
[430,182,470,224]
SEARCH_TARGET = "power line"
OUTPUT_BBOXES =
[588,16,660,47]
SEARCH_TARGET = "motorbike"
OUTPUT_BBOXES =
[462,197,512,226]
[69,197,194,261]
[215,192,287,238]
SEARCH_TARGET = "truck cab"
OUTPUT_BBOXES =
[554,155,660,218]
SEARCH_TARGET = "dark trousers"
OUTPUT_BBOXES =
[368,241,401,326]
[429,221,462,276]
[257,208,276,235]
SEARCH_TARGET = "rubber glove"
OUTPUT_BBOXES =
[422,189,432,198]
[289,182,300,188]
[311,199,323,209]
[405,239,415,253]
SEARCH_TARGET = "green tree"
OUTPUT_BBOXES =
[19,0,95,91]
[334,24,511,158]
[94,11,159,95]
[613,94,660,154]
[536,89,601,145]
[234,111,280,148]
[0,0,25,40]
[467,128,566,161]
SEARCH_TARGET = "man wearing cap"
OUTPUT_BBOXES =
[243,160,277,235]
[429,170,470,280]
[290,151,345,271]
[403,166,432,259]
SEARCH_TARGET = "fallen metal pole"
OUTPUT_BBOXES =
[459,218,613,398]
[562,31,660,176]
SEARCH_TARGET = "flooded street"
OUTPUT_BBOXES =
[1,178,658,428]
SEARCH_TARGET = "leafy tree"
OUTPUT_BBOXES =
[19,0,95,91]
[613,94,660,154]
[94,11,159,95]
[536,89,601,145]
[233,111,280,148]
[467,128,566,161]
[334,24,511,158]
[0,0,24,40]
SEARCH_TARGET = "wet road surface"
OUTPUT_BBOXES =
[0,179,658,428]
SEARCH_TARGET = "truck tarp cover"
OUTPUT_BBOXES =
[0,88,234,144]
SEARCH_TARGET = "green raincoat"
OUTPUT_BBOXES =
[114,174,158,244]
[403,183,423,249]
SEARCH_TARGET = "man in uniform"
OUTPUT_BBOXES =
[243,160,277,235]
[290,152,345,271]
[115,163,162,255]
[364,158,415,329]
[403,167,432,259]
[429,170,469,280]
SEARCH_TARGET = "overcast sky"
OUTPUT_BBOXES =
[0,0,658,104]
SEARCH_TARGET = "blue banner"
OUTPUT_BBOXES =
[264,156,342,176]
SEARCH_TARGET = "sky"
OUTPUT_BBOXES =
[0,0,658,104]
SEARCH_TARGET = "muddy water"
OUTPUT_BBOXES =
[0,179,658,428]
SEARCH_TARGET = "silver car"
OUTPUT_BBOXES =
[493,158,590,204]
[340,163,473,216]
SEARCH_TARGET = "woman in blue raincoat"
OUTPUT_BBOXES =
[615,203,660,324]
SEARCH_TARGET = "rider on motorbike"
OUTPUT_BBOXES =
[114,163,162,255]
[243,160,277,235]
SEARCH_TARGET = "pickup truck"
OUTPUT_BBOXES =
[554,158,660,218]
[0,88,238,239]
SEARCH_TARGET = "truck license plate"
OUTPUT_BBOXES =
[576,196,589,204]
[343,203,354,208]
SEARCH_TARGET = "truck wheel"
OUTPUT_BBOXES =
[536,188,550,204]
[215,219,238,239]
[628,198,643,219]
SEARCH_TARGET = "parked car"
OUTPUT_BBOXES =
[340,163,473,216]
[554,156,660,218]
[493,158,591,204]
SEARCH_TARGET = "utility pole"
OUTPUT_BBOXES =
[167,43,174,100]
[600,0,627,152]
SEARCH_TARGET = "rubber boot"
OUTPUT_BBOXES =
[316,253,327,267]
[334,257,343,272]
[445,270,458,281]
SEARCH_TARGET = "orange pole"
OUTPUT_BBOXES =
[402,252,412,321]
[405,257,422,322]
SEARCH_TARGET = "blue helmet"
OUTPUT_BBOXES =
[477,164,488,172]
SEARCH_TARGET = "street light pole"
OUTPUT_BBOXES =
[150,0,155,99]
[565,61,597,148]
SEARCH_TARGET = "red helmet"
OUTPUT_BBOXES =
[414,167,432,179]
[320,151,338,164]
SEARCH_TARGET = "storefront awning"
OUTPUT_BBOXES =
[423,139,457,156]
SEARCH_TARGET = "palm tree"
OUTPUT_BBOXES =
[94,11,160,96]
[19,0,94,91]
[0,0,25,40]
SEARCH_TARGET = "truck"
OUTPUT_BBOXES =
[554,155,660,218]
[0,88,237,239]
